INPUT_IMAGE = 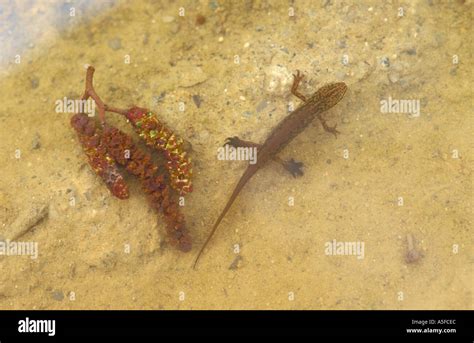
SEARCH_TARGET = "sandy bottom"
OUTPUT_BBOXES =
[0,0,471,309]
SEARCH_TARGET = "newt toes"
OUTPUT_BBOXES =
[193,71,347,269]
[224,136,260,149]
[284,158,304,177]
[223,136,240,148]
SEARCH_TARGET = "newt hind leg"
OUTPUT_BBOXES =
[284,158,304,177]
[316,113,340,138]
[274,156,304,177]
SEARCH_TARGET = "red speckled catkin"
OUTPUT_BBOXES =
[71,113,129,200]
[124,106,193,195]
[72,113,191,252]
[99,118,192,252]
[71,65,193,253]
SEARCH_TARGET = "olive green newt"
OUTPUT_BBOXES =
[193,71,348,268]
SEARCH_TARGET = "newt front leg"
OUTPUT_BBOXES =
[291,70,340,138]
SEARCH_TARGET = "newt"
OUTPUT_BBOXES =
[193,71,347,268]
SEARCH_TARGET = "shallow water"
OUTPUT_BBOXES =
[0,0,471,309]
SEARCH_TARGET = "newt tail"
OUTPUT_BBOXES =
[193,164,259,268]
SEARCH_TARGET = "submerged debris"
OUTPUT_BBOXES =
[229,255,243,270]
[3,203,49,240]
[405,233,423,264]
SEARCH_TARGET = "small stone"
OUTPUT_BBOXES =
[142,33,149,45]
[388,72,400,83]
[108,37,122,51]
[337,40,347,48]
[381,57,390,67]
[152,92,166,105]
[162,16,175,23]
[208,0,218,10]
[403,48,416,55]
[256,100,268,112]
[51,290,64,301]
[30,77,39,89]
[195,14,206,26]
[229,255,242,270]
[31,133,41,149]
[170,23,180,34]
[192,95,202,108]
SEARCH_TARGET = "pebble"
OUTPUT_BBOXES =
[170,23,180,34]
[337,40,347,48]
[108,37,122,51]
[51,290,64,301]
[388,71,400,83]
[195,14,206,26]
[264,64,291,94]
[229,255,242,270]
[381,57,390,67]
[31,133,41,150]
[142,33,149,45]
[30,77,39,89]
[192,95,202,108]
[256,100,268,112]
[162,16,175,23]
[403,48,417,56]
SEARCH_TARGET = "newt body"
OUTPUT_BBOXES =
[193,71,347,268]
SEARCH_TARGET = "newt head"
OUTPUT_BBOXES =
[310,82,348,110]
